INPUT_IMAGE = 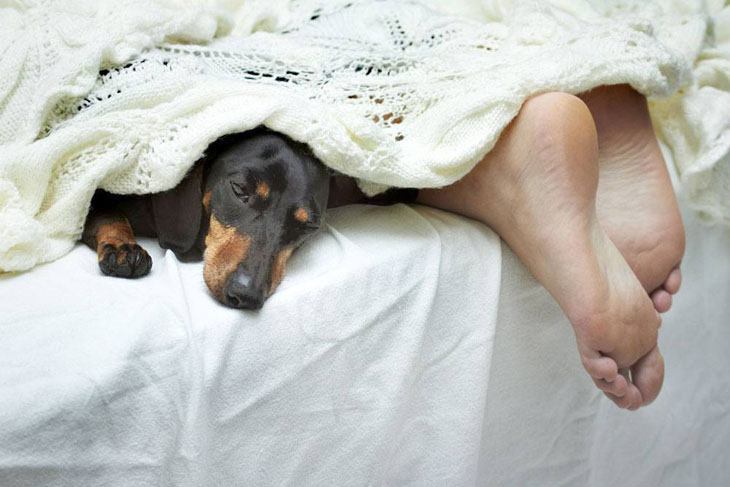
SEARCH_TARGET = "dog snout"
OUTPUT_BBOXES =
[224,273,265,310]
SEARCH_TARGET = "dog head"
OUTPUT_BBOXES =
[198,129,330,310]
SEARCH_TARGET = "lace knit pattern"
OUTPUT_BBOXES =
[0,0,727,272]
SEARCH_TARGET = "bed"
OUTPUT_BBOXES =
[1,171,728,486]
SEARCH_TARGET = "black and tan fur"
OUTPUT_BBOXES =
[83,128,330,310]
[83,128,419,310]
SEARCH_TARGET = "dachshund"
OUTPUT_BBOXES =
[82,128,330,310]
[82,127,418,310]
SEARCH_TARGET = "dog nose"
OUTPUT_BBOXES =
[224,276,264,310]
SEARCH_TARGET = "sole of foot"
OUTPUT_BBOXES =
[418,92,664,409]
[581,85,686,313]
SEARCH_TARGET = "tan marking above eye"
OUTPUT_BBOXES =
[294,207,310,223]
[203,191,212,210]
[256,182,270,199]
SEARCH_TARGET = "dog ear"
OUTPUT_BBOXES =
[151,164,205,258]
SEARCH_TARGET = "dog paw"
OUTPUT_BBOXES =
[98,243,152,278]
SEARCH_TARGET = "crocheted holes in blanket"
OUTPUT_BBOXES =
[0,0,722,273]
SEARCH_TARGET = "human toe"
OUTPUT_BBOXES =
[580,345,619,383]
[664,267,682,295]
[630,346,665,407]
[593,374,629,398]
[651,289,673,313]
[604,380,643,410]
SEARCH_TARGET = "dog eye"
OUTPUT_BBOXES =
[230,181,252,203]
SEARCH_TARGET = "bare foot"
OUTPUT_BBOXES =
[418,93,663,409]
[581,85,686,313]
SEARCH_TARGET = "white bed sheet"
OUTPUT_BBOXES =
[0,204,503,486]
[0,197,728,487]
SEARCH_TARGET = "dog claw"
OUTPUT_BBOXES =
[98,243,152,278]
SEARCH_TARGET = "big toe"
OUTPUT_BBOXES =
[664,267,682,295]
[631,345,665,407]
[652,267,682,313]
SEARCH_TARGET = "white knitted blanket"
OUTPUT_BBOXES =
[1,0,728,272]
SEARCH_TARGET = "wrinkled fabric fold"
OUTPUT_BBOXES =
[0,204,503,486]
